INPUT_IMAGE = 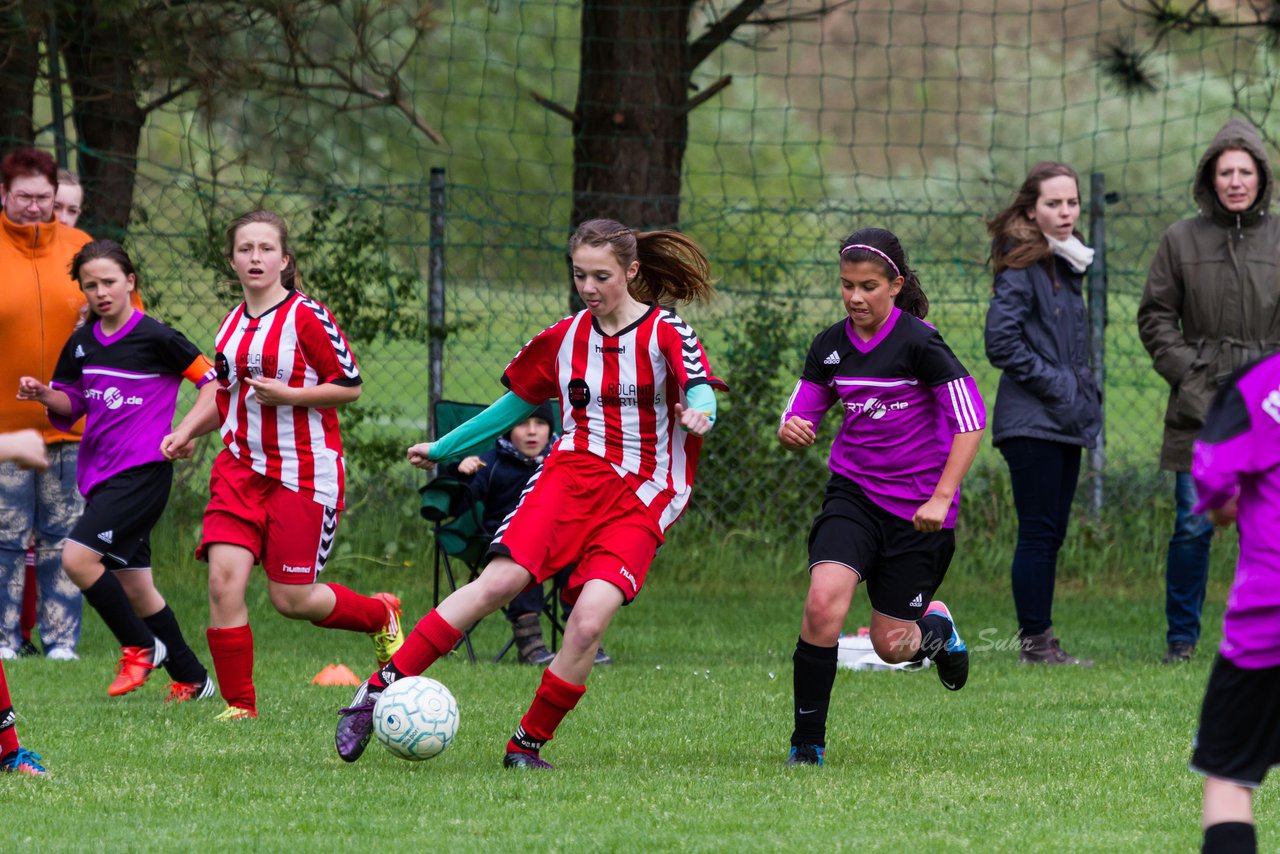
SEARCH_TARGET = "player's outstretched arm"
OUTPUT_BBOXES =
[16,376,73,418]
[162,382,219,460]
[408,392,540,471]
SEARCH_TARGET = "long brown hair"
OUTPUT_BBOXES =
[838,227,929,319]
[568,218,716,304]
[224,209,299,290]
[987,161,1080,274]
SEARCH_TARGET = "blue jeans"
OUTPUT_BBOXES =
[999,437,1082,636]
[0,443,84,653]
[1166,471,1214,646]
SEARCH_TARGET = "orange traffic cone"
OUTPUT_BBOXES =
[311,663,362,686]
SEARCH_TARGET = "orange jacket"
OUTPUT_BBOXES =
[0,212,93,441]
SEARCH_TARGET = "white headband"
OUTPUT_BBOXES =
[840,243,901,279]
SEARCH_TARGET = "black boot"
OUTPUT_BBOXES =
[512,613,553,665]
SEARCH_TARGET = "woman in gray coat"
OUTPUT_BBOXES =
[986,161,1101,666]
[1138,118,1280,664]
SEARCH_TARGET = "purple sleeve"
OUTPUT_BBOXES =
[930,375,986,433]
[1192,439,1245,513]
[48,381,87,433]
[781,378,836,428]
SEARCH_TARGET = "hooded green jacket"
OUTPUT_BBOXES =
[1137,118,1280,471]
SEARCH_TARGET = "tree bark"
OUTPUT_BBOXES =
[0,2,42,148]
[55,2,144,235]
[571,0,697,234]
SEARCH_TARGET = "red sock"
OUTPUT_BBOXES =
[312,584,385,632]
[506,668,586,754]
[206,624,256,713]
[0,661,18,756]
[371,610,461,688]
[19,551,36,641]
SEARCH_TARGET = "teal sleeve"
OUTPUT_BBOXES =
[429,393,539,462]
[685,383,718,430]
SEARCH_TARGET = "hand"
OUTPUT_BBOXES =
[16,376,48,403]
[1207,494,1238,527]
[407,442,437,471]
[160,430,195,461]
[912,495,951,532]
[778,415,816,450]
[457,455,484,476]
[0,429,48,472]
[674,403,712,436]
[244,375,296,406]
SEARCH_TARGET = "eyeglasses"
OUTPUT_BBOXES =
[10,192,54,206]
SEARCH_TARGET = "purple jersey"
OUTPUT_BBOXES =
[50,311,214,496]
[1192,351,1280,669]
[782,308,986,527]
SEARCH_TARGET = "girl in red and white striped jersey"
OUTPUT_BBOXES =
[162,211,402,721]
[335,219,725,769]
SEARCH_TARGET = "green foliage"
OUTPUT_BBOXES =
[695,271,823,533]
[299,196,426,473]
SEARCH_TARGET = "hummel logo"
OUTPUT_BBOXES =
[97,530,113,544]
[74,345,86,358]
[908,593,923,608]
[823,350,840,365]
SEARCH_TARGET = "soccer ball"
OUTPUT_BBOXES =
[372,676,459,761]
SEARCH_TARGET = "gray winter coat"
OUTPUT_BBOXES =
[1137,118,1280,471]
[985,252,1102,448]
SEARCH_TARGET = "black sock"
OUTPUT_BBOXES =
[792,638,838,748]
[143,606,206,684]
[912,612,952,662]
[1203,821,1256,854]
[83,573,153,648]
[371,660,406,690]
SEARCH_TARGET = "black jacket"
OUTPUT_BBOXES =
[441,436,552,535]
[985,252,1102,448]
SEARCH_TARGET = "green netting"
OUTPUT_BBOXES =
[2,0,1276,530]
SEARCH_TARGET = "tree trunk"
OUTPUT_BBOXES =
[56,3,144,236]
[571,1,695,234]
[0,3,42,148]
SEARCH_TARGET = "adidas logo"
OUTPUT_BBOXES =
[75,345,86,358]
[823,350,840,365]
[97,530,113,544]
[908,593,923,608]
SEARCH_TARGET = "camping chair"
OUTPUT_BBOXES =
[418,398,566,664]
[419,400,489,662]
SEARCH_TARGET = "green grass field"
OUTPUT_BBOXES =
[3,500,1272,852]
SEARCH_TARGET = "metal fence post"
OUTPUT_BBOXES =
[428,167,446,439]
[1087,172,1108,517]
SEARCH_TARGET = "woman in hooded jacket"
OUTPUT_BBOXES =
[1138,118,1280,665]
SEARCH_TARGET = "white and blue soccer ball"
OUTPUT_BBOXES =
[372,676,459,761]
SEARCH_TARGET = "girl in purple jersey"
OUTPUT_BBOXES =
[779,227,986,767]
[17,240,215,703]
[1188,351,1280,854]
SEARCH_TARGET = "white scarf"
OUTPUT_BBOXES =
[1045,233,1094,273]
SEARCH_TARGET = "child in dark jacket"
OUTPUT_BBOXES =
[442,403,612,666]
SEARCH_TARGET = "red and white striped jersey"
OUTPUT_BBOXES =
[502,305,726,532]
[212,290,361,509]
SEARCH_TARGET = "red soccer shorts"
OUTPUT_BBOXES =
[196,451,339,584]
[490,452,662,604]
